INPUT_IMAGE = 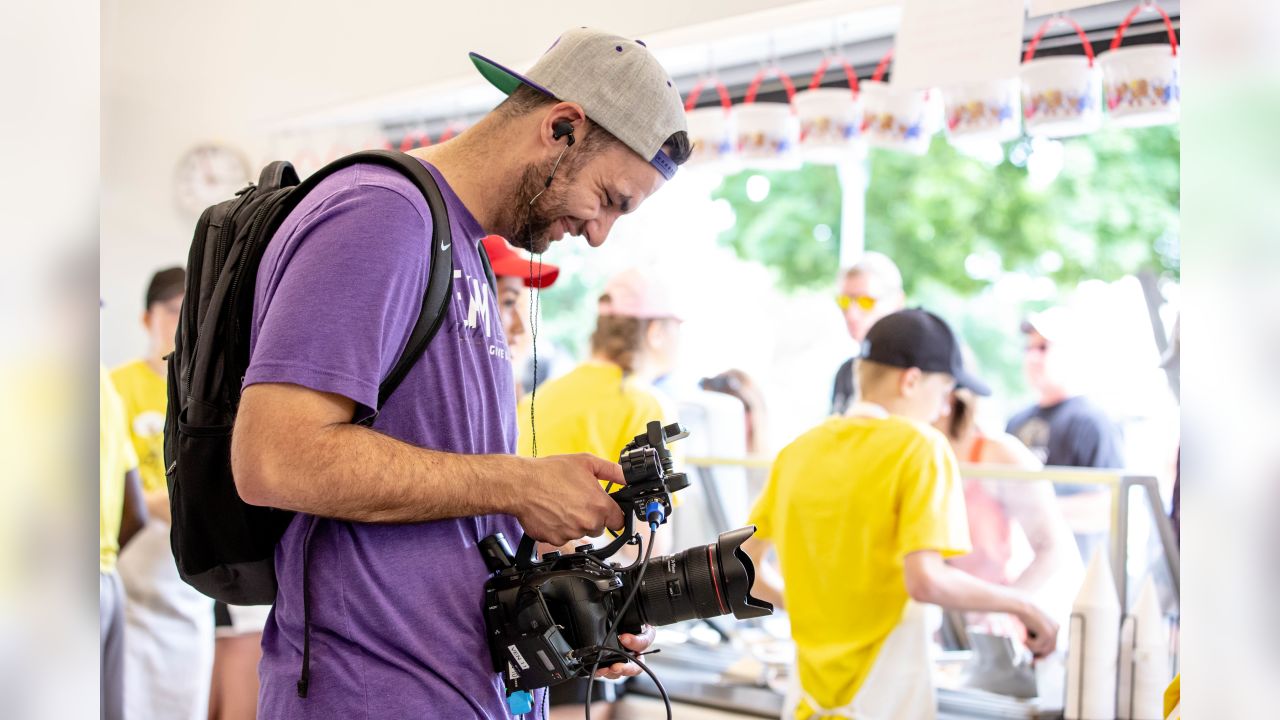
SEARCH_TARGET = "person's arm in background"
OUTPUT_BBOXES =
[143,488,170,525]
[742,535,786,610]
[904,551,1057,657]
[119,468,147,550]
[985,434,1078,595]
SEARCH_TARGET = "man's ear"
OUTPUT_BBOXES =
[538,102,587,150]
[644,319,667,352]
[140,309,152,331]
[898,367,923,398]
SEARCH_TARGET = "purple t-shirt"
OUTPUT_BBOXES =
[245,159,529,719]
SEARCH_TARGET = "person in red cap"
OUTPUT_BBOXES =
[481,234,560,399]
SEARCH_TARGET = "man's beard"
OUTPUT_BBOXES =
[507,159,571,254]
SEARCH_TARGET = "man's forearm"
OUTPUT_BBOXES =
[234,414,526,524]
[908,556,1027,616]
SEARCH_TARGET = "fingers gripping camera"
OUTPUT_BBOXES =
[478,422,773,712]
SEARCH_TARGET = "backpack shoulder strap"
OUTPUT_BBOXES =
[476,232,497,292]
[299,150,454,421]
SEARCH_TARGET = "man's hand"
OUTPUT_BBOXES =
[1014,600,1060,658]
[593,625,655,680]
[514,454,626,547]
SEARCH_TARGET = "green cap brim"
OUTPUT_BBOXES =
[470,52,535,97]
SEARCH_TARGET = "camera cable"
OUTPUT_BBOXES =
[583,523,672,720]
[526,251,544,458]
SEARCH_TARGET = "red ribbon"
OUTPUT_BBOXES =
[1111,2,1178,56]
[808,55,860,96]
[683,77,733,112]
[744,65,797,105]
[1024,15,1096,66]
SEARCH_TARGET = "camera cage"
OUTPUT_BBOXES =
[480,420,772,716]
[509,421,690,571]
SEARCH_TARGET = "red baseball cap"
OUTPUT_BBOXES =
[481,235,560,288]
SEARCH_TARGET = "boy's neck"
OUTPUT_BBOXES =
[858,391,925,423]
[144,350,166,376]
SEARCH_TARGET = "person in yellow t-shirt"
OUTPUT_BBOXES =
[517,266,680,462]
[111,267,183,501]
[517,267,682,720]
[744,309,1059,720]
[112,267,217,720]
[102,364,148,720]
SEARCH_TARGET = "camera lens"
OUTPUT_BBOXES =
[620,527,773,630]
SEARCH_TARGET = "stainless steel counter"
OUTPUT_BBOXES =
[626,642,1063,719]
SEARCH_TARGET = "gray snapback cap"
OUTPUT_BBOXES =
[471,28,687,179]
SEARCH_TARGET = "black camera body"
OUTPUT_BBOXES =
[479,422,773,709]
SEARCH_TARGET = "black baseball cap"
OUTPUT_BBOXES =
[145,267,185,309]
[861,308,991,396]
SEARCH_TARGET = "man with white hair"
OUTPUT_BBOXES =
[829,252,906,415]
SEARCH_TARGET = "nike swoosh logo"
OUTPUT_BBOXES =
[440,242,451,251]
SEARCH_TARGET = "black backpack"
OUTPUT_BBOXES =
[164,150,466,606]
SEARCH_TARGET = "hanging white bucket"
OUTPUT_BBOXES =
[859,49,937,156]
[1099,2,1180,128]
[1020,16,1103,138]
[735,66,800,170]
[944,78,1022,144]
[794,56,863,163]
[683,77,738,168]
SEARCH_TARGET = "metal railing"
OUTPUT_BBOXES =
[684,456,1180,611]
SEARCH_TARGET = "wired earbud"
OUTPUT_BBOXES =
[552,119,576,147]
[529,120,576,206]
[526,119,576,453]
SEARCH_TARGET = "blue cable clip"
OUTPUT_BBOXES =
[507,689,533,715]
[645,500,665,530]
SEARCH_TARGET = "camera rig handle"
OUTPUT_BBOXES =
[513,510,638,571]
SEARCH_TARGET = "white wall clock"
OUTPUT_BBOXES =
[174,142,252,214]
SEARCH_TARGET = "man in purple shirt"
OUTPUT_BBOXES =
[229,28,691,719]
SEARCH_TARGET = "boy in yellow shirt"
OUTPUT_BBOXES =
[111,267,217,720]
[745,309,1059,720]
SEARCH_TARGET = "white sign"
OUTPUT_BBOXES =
[891,0,1026,91]
[1028,0,1113,17]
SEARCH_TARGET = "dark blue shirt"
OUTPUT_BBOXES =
[1006,396,1124,495]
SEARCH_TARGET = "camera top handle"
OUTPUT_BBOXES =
[511,421,691,571]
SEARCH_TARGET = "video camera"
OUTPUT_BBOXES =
[479,421,773,715]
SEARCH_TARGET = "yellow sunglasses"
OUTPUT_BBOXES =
[835,294,878,312]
